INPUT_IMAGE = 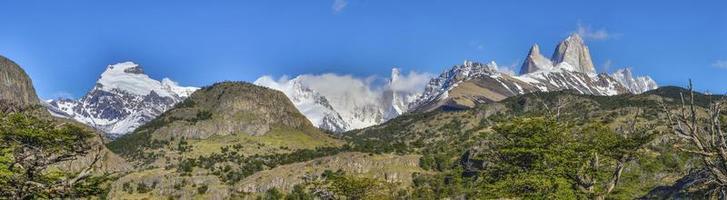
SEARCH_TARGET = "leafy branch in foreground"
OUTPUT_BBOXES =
[0,112,108,199]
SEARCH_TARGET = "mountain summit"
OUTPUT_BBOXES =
[47,62,198,138]
[551,33,596,74]
[410,34,657,112]
[520,33,595,75]
[520,44,554,74]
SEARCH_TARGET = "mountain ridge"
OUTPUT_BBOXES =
[409,33,657,112]
[46,61,198,138]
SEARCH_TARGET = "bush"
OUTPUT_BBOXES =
[197,185,208,194]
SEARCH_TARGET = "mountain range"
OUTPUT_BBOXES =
[2,35,721,199]
[253,68,420,133]
[46,62,197,138]
[44,33,656,137]
[410,34,656,111]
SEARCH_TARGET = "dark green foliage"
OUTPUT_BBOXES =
[177,158,195,175]
[286,185,313,200]
[174,98,196,109]
[293,170,402,200]
[195,110,212,121]
[177,139,190,153]
[136,182,152,193]
[0,111,110,199]
[186,145,351,185]
[264,188,284,200]
[107,119,164,160]
[197,184,208,194]
[478,117,655,199]
[122,182,132,193]
[644,86,724,107]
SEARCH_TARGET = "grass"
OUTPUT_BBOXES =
[186,126,343,157]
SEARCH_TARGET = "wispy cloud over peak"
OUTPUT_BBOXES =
[575,22,619,40]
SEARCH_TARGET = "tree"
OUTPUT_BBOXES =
[661,80,727,196]
[481,117,581,199]
[285,185,313,200]
[569,120,655,200]
[481,117,653,199]
[0,111,105,199]
[264,188,284,200]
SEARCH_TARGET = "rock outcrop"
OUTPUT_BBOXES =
[611,68,658,94]
[148,81,316,140]
[550,33,596,74]
[520,44,554,74]
[0,55,131,178]
[0,55,39,107]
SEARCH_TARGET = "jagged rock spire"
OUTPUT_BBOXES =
[551,33,596,74]
[520,44,553,75]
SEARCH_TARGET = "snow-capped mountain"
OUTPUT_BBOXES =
[47,62,198,138]
[611,68,658,94]
[255,68,424,133]
[382,68,421,120]
[253,76,349,132]
[411,33,658,111]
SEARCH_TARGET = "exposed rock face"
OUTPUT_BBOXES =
[46,62,197,139]
[0,55,39,107]
[411,60,629,112]
[611,68,658,94]
[551,33,596,74]
[0,56,131,179]
[137,81,316,140]
[410,34,657,112]
[520,44,554,74]
[236,152,422,193]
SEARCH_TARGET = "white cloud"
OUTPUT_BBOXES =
[601,59,613,73]
[255,69,432,107]
[713,60,727,69]
[332,0,347,13]
[389,69,432,92]
[499,60,519,76]
[575,22,618,40]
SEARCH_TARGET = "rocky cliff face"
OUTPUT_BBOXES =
[410,33,657,112]
[520,44,554,74]
[47,62,197,139]
[550,33,596,74]
[611,68,658,94]
[0,55,131,179]
[0,55,39,107]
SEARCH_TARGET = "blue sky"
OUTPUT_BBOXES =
[0,0,725,99]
